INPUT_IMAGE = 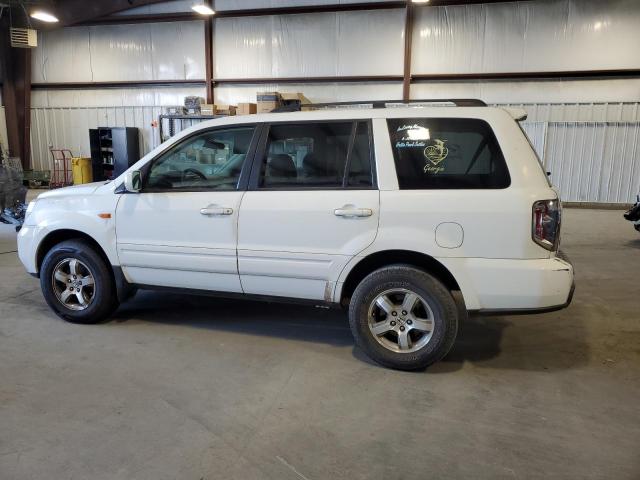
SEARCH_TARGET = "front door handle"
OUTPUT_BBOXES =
[200,205,233,216]
[334,206,373,218]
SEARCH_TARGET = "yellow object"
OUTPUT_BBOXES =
[71,157,93,185]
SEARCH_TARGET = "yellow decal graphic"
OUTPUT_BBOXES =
[423,139,448,174]
[424,139,449,165]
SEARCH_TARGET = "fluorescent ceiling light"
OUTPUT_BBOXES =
[412,0,430,3]
[30,10,59,22]
[191,3,216,15]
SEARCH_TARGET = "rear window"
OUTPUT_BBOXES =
[387,118,510,189]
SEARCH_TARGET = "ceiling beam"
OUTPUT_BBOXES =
[55,0,172,26]
[410,70,640,81]
[31,80,207,89]
[78,1,407,26]
[75,0,539,27]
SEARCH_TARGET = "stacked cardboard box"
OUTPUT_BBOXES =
[280,92,311,110]
[216,104,237,116]
[257,92,281,113]
[200,104,215,115]
[200,93,310,116]
[237,103,257,115]
[256,92,311,112]
[200,104,237,116]
[166,106,187,115]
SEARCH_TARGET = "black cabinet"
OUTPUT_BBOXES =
[89,127,140,181]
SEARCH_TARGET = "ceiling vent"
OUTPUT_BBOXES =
[10,28,38,48]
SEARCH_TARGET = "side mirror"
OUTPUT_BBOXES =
[124,170,142,193]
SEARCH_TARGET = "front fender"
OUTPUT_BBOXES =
[21,192,121,273]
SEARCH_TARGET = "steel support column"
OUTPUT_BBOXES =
[402,2,414,101]
[204,15,214,103]
[0,19,32,169]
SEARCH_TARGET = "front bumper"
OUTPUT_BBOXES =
[17,225,40,275]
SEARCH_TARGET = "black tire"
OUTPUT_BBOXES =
[349,265,458,371]
[40,239,119,324]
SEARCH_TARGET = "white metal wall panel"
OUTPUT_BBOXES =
[214,16,278,79]
[214,81,403,104]
[336,9,404,76]
[214,9,404,79]
[412,0,640,74]
[410,79,640,106]
[32,27,93,82]
[31,87,206,108]
[498,102,640,123]
[32,21,205,83]
[545,122,640,203]
[520,122,547,160]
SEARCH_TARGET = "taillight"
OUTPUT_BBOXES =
[532,199,561,251]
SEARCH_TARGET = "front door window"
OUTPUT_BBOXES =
[145,126,256,191]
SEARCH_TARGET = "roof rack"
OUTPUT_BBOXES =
[271,98,486,112]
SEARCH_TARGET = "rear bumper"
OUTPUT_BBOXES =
[476,280,574,316]
[440,253,574,313]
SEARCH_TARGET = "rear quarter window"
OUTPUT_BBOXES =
[387,118,510,189]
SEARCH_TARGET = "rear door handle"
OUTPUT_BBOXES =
[200,205,233,216]
[334,207,373,218]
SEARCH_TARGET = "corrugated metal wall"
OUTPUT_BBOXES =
[544,122,640,203]
[498,103,640,122]
[29,106,164,171]
[27,103,640,203]
[509,115,640,203]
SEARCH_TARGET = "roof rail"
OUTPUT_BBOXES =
[271,98,486,112]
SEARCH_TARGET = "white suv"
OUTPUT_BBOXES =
[17,100,574,370]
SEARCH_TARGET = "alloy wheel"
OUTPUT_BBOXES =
[367,288,435,353]
[51,258,96,311]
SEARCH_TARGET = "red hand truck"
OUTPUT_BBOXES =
[49,148,74,189]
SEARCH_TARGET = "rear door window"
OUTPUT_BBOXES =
[257,121,373,189]
[387,118,510,189]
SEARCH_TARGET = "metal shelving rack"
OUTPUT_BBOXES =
[158,114,222,142]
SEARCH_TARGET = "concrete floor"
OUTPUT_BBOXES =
[0,208,638,480]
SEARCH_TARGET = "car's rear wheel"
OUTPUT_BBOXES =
[40,239,118,324]
[349,265,458,370]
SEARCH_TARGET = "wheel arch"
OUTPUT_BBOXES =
[338,250,462,306]
[36,229,111,275]
[36,229,135,303]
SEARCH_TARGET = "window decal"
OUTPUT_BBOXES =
[387,118,510,190]
[423,139,449,174]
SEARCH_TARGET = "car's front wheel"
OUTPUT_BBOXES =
[40,239,119,324]
[349,265,459,370]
